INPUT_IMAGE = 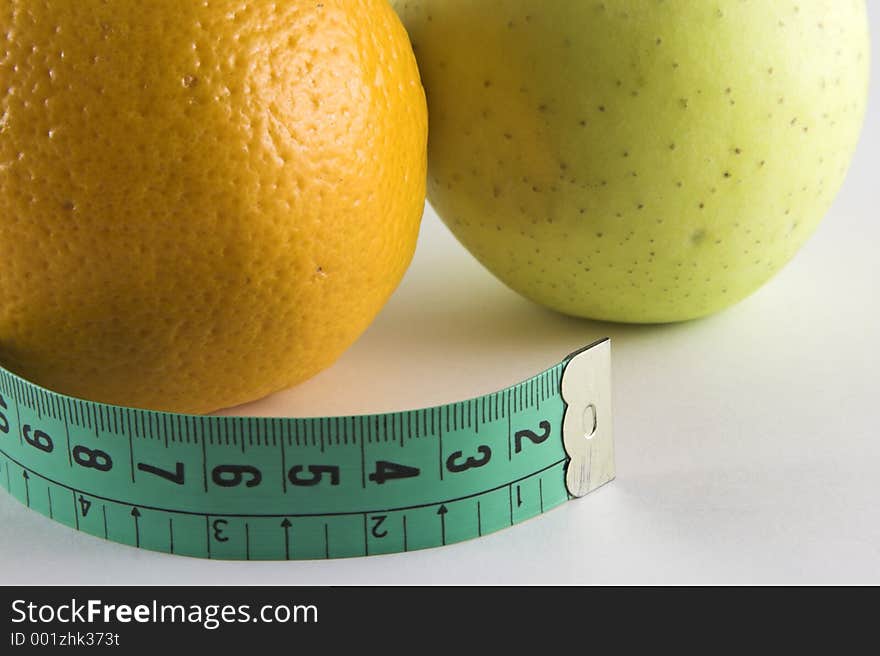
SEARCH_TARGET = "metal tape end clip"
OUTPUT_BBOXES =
[561,339,615,498]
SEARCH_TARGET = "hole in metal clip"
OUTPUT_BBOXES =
[583,404,598,440]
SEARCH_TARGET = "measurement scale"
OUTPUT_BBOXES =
[0,339,613,560]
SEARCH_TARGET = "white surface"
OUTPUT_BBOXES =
[1,12,878,585]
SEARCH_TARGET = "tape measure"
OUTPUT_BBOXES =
[0,339,613,560]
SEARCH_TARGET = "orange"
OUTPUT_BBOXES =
[0,0,427,413]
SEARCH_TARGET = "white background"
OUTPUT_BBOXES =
[1,8,878,585]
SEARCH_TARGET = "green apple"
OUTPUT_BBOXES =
[393,0,870,322]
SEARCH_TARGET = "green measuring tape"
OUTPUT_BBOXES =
[0,339,613,560]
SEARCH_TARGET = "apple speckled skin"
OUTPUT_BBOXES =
[393,0,870,322]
